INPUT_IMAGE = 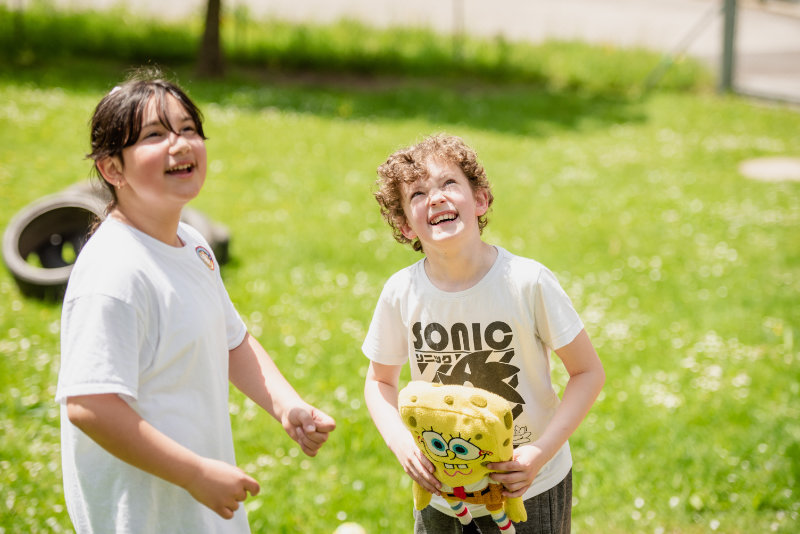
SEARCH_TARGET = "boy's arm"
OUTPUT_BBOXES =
[228,332,335,457]
[489,329,605,497]
[66,393,260,519]
[364,361,442,496]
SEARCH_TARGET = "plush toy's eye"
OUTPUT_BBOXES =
[449,438,481,460]
[421,431,450,457]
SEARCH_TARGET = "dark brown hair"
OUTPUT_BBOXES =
[375,134,493,252]
[88,67,206,219]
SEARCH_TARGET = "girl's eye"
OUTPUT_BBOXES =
[410,191,424,200]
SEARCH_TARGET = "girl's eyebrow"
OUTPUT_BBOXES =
[141,115,193,129]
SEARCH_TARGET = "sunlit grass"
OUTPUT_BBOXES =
[0,9,798,534]
[0,4,711,95]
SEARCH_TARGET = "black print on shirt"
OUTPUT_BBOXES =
[412,321,527,436]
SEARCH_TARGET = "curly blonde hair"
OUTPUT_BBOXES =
[374,134,493,252]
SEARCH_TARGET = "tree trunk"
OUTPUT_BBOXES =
[196,0,224,78]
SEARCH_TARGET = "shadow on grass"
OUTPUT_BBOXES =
[2,57,646,139]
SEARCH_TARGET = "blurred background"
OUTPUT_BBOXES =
[1,1,798,533]
[7,0,800,101]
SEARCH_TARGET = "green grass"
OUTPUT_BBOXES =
[0,4,710,94]
[1,6,799,534]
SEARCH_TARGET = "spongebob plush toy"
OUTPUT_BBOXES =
[398,381,527,533]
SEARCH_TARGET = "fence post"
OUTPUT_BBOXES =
[720,0,737,92]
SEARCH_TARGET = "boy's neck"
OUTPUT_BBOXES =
[423,240,497,292]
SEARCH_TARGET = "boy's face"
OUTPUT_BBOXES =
[399,158,489,251]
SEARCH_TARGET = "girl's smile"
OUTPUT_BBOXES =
[96,93,207,245]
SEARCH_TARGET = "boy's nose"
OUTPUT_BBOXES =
[429,188,446,204]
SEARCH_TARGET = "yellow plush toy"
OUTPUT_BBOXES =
[398,381,527,533]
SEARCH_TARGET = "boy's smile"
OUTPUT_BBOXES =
[400,158,488,250]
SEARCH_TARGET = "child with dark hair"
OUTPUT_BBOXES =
[363,134,604,533]
[56,68,335,533]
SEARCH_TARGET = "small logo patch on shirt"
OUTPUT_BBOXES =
[195,246,215,270]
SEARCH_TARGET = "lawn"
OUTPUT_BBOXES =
[0,6,798,534]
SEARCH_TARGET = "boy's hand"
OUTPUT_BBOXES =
[487,444,547,498]
[394,436,442,496]
[184,457,260,519]
[283,405,336,456]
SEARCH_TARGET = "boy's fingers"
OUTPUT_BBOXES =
[486,460,514,471]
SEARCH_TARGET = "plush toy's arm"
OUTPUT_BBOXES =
[505,496,527,523]
[412,480,432,510]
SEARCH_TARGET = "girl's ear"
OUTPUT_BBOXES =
[474,188,490,217]
[96,156,125,189]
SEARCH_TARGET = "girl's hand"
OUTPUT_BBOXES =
[283,405,336,457]
[393,435,442,496]
[183,457,261,519]
[487,444,547,498]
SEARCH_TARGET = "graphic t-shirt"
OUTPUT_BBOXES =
[362,246,584,516]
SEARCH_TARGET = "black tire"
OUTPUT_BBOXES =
[2,186,105,300]
[3,182,231,300]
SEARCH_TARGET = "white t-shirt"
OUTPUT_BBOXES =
[362,246,584,517]
[56,218,249,534]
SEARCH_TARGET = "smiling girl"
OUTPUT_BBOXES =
[56,69,335,533]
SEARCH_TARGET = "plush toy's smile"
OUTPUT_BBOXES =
[441,465,473,477]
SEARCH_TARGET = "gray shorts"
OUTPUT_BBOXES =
[413,470,572,534]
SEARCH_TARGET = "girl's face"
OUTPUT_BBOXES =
[399,158,489,251]
[106,94,207,218]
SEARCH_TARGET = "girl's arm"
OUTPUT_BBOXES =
[228,332,335,456]
[488,328,605,497]
[364,361,442,495]
[66,393,260,519]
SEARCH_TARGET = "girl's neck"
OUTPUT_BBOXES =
[423,240,497,292]
[109,207,183,247]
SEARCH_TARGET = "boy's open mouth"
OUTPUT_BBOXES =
[430,212,457,225]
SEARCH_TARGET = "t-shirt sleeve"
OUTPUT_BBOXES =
[217,278,247,350]
[361,280,408,366]
[183,221,247,350]
[533,267,584,350]
[55,294,142,403]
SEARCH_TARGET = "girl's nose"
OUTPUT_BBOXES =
[169,132,191,154]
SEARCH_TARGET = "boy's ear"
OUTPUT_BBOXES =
[96,156,125,188]
[399,218,417,240]
[474,188,490,217]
